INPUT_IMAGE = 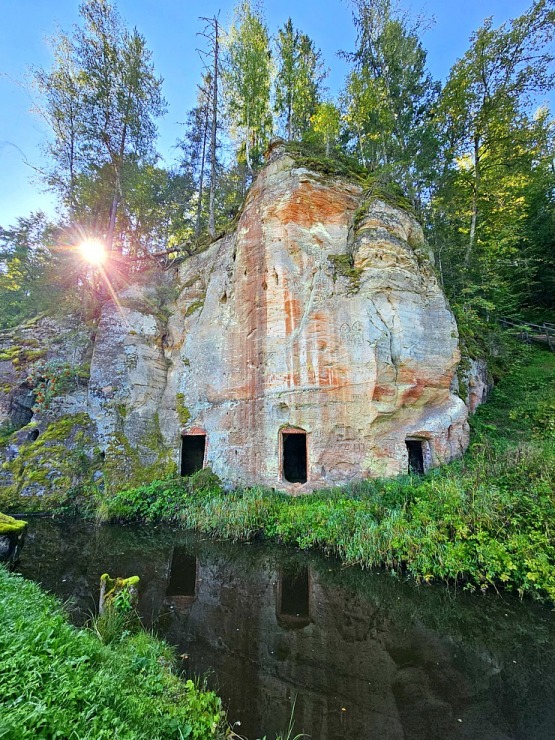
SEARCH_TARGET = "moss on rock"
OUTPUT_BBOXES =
[327,254,364,293]
[0,512,27,535]
[0,413,100,514]
[102,424,177,496]
[176,393,191,426]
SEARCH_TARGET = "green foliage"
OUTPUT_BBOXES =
[26,360,88,412]
[0,213,63,330]
[224,1,273,173]
[96,349,555,604]
[434,2,555,314]
[341,0,441,203]
[274,19,327,141]
[95,468,224,524]
[0,567,225,738]
[34,0,167,252]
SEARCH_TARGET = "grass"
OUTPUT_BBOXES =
[96,346,555,604]
[0,566,225,739]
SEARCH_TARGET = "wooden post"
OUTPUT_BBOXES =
[544,324,554,352]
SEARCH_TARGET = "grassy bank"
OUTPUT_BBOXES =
[0,567,225,739]
[96,347,555,603]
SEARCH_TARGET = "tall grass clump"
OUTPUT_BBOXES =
[0,567,225,739]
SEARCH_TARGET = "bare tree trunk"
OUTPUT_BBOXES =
[287,89,293,140]
[195,102,209,237]
[106,185,120,253]
[208,17,219,240]
[465,133,480,267]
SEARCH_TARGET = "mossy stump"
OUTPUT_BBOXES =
[0,512,28,563]
[99,573,140,615]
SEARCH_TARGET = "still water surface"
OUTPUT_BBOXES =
[16,519,555,740]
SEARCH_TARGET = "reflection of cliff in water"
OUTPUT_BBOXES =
[17,520,555,740]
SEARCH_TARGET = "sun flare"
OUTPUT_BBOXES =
[79,238,106,264]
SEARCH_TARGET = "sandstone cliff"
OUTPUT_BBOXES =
[0,147,471,502]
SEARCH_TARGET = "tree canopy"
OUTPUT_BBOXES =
[1,0,553,329]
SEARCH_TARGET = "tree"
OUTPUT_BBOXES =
[179,79,212,238]
[308,102,342,156]
[0,214,66,329]
[274,19,327,140]
[341,0,440,204]
[197,16,222,239]
[223,1,273,176]
[438,0,555,269]
[33,0,166,254]
[433,0,555,313]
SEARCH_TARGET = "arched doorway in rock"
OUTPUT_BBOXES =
[180,429,207,476]
[280,427,308,484]
[406,438,425,474]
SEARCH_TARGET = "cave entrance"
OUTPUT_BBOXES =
[181,434,206,476]
[406,439,425,475]
[282,429,307,484]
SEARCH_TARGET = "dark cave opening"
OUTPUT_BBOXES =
[180,434,206,476]
[282,431,307,484]
[406,439,425,475]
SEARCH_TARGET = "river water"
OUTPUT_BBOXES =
[15,518,555,740]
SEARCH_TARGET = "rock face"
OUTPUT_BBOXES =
[164,151,468,490]
[0,149,471,497]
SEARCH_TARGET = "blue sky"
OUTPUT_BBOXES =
[0,0,549,228]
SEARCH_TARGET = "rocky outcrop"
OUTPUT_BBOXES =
[1,148,472,499]
[165,151,468,490]
[463,358,493,414]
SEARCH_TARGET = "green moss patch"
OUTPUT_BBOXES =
[102,422,177,496]
[176,393,191,425]
[0,345,47,366]
[184,297,205,318]
[0,413,100,514]
[327,254,364,293]
[0,512,27,535]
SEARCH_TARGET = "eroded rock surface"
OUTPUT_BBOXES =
[169,153,468,490]
[1,150,471,497]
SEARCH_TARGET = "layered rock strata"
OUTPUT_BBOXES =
[162,150,468,490]
[1,149,470,496]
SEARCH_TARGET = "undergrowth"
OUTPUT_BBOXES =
[0,567,225,739]
[97,347,555,603]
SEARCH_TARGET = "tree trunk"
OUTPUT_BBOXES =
[195,104,209,237]
[208,17,219,240]
[466,133,480,267]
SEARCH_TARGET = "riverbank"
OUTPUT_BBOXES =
[0,567,225,739]
[96,347,555,603]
